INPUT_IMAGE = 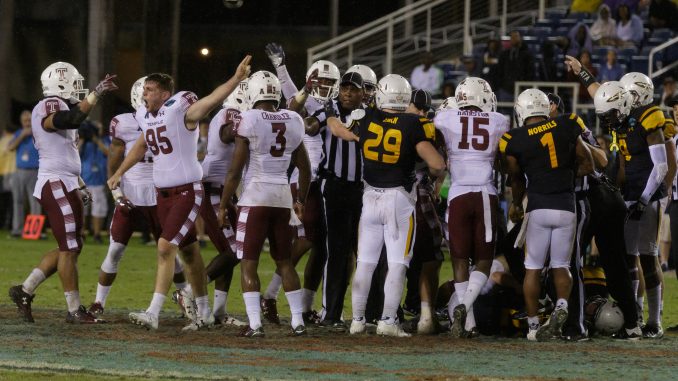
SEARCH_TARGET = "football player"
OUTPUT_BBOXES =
[325,74,445,337]
[500,89,594,341]
[435,77,509,338]
[218,70,311,337]
[9,62,117,323]
[108,55,252,331]
[88,76,189,317]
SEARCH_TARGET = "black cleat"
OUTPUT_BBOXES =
[9,285,35,323]
[239,325,265,337]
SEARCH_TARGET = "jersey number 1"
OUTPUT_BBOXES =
[540,132,559,168]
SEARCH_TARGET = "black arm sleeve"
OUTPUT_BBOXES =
[52,106,88,130]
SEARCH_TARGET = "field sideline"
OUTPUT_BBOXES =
[1,231,677,380]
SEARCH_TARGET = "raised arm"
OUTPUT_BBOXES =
[565,55,600,98]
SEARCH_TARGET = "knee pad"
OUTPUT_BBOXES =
[100,242,126,273]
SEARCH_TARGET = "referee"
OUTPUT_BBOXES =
[305,72,365,330]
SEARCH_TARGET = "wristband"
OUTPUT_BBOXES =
[86,92,99,106]
[577,68,596,89]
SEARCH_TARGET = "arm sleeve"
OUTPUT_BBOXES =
[275,65,299,101]
[640,143,669,204]
[499,132,512,155]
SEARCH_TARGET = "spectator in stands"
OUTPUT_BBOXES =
[590,4,618,45]
[567,50,598,102]
[496,30,534,101]
[0,125,17,231]
[482,39,502,91]
[616,4,644,47]
[649,0,678,31]
[6,110,41,238]
[567,22,594,57]
[661,76,678,107]
[78,120,110,244]
[441,82,455,99]
[598,48,625,82]
[410,51,444,98]
[461,55,482,77]
[604,0,640,14]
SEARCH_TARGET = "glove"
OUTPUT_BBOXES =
[264,42,285,68]
[79,187,92,207]
[115,197,135,215]
[323,100,336,119]
[625,201,646,222]
[304,69,318,93]
[94,74,119,97]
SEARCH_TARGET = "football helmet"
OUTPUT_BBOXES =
[223,80,249,112]
[437,97,458,111]
[514,88,550,127]
[594,81,631,131]
[455,77,494,112]
[306,60,340,102]
[346,64,377,101]
[40,61,88,103]
[619,72,654,108]
[246,71,281,107]
[130,76,146,111]
[585,296,624,335]
[375,74,412,111]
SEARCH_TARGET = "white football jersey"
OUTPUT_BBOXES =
[237,108,305,207]
[201,107,238,186]
[434,109,509,201]
[32,97,81,199]
[136,91,203,188]
[290,98,324,183]
[110,112,156,206]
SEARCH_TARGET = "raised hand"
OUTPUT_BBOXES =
[94,74,119,96]
[235,55,252,81]
[264,42,286,68]
[304,69,319,93]
[564,55,582,75]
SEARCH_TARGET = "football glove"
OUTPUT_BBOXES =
[264,42,285,68]
[79,187,92,207]
[625,201,646,222]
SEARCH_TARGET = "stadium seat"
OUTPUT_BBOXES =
[592,46,614,58]
[652,28,674,40]
[630,56,649,74]
[646,37,664,47]
[558,19,579,29]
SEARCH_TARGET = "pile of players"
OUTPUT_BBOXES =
[8,44,673,341]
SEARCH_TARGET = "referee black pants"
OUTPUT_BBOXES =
[669,200,678,280]
[321,176,363,322]
[583,178,639,327]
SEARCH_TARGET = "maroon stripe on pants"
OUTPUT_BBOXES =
[39,180,83,252]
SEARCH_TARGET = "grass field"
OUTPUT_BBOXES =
[1,230,677,380]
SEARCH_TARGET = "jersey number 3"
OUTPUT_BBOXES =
[146,126,173,155]
[458,116,489,151]
[270,123,286,157]
[363,122,402,164]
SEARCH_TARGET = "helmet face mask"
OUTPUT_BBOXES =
[307,60,340,102]
[620,72,654,108]
[375,74,412,111]
[594,81,631,132]
[246,71,281,109]
[40,61,88,103]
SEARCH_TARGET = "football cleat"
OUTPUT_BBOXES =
[527,327,539,341]
[66,305,102,324]
[417,318,435,335]
[612,326,642,341]
[129,311,159,330]
[401,303,420,318]
[376,320,411,337]
[318,319,347,332]
[9,285,35,323]
[88,302,104,317]
[350,318,367,334]
[260,297,280,325]
[172,289,197,322]
[239,325,265,337]
[536,307,568,341]
[641,324,664,339]
[291,324,307,336]
[450,304,468,338]
[302,310,322,325]
[182,314,215,331]
[214,314,248,327]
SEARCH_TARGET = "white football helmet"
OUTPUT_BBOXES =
[246,71,281,107]
[437,97,458,111]
[375,74,412,111]
[223,80,249,112]
[619,72,654,108]
[306,60,340,101]
[586,297,624,335]
[514,88,550,127]
[594,81,632,131]
[346,64,377,94]
[455,77,494,112]
[40,61,88,103]
[130,76,146,111]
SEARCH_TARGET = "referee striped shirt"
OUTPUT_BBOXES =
[314,99,363,182]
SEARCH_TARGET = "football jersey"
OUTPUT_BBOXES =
[617,104,672,201]
[31,97,81,199]
[202,107,238,185]
[236,108,305,207]
[355,107,432,192]
[289,99,325,183]
[110,112,156,206]
[435,109,509,201]
[136,91,203,188]
[500,113,584,212]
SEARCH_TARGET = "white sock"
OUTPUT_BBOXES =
[453,281,469,311]
[381,262,407,324]
[285,289,304,328]
[462,271,488,309]
[146,293,166,318]
[243,292,262,329]
[527,315,540,329]
[95,284,112,307]
[64,290,81,313]
[351,261,377,320]
[420,301,432,321]
[213,290,228,317]
[22,268,46,295]
[264,273,282,300]
[646,286,662,326]
[556,298,568,311]
[301,288,315,312]
[174,281,187,290]
[195,295,210,319]
[465,305,476,331]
